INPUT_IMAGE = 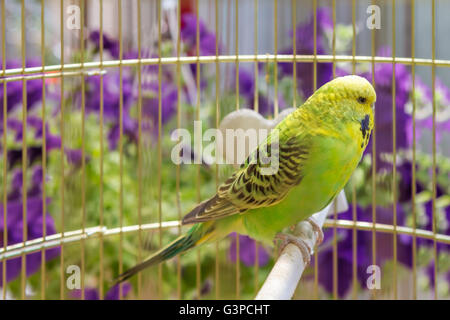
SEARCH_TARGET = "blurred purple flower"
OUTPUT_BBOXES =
[416,201,450,253]
[65,148,84,167]
[397,161,425,203]
[29,166,44,197]
[187,64,208,94]
[229,233,270,267]
[6,119,27,142]
[358,205,413,270]
[180,14,220,103]
[237,68,255,99]
[84,71,134,120]
[89,31,120,59]
[234,67,284,115]
[256,95,276,115]
[405,77,432,147]
[312,204,412,297]
[406,77,450,148]
[1,117,61,148]
[7,166,47,204]
[0,116,62,169]
[8,169,24,201]
[310,206,363,297]
[0,108,61,288]
[361,48,412,170]
[199,33,219,56]
[82,69,137,150]
[0,196,59,286]
[107,115,138,151]
[71,282,132,300]
[278,7,333,99]
[181,14,207,46]
[141,81,178,129]
[426,261,450,291]
[0,59,45,118]
[181,14,220,56]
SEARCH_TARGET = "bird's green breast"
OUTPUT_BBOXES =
[239,128,364,244]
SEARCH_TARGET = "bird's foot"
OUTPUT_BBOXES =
[306,217,324,245]
[274,232,311,265]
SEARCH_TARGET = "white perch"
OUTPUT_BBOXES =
[255,190,349,300]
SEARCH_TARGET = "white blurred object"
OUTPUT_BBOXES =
[217,108,295,167]
[162,0,177,10]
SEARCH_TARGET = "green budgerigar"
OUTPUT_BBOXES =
[116,75,376,283]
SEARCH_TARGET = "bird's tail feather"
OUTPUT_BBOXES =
[114,225,203,284]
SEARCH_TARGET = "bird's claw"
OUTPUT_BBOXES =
[274,232,312,265]
[306,217,324,245]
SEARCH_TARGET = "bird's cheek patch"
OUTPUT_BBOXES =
[359,114,371,149]
[360,115,370,137]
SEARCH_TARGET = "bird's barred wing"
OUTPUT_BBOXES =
[182,135,310,224]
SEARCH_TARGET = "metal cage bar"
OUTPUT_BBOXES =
[392,0,398,300]
[20,0,28,301]
[431,0,438,300]
[410,0,417,301]
[1,0,6,302]
[40,0,47,300]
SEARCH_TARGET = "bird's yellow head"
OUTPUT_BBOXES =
[306,74,376,125]
[319,75,376,114]
[300,75,376,149]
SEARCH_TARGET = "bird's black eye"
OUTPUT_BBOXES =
[357,96,367,104]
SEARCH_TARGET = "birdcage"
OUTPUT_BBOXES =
[0,0,449,301]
